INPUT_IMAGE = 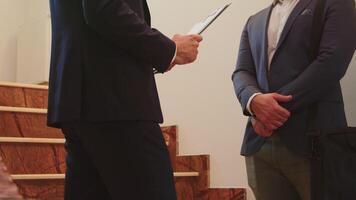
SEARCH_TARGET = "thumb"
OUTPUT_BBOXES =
[190,34,203,42]
[272,93,292,103]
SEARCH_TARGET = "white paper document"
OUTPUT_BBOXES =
[188,3,231,35]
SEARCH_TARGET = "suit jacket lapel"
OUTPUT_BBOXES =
[263,5,274,72]
[143,0,151,26]
[275,0,312,51]
[253,6,273,92]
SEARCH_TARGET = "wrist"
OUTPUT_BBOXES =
[248,93,262,116]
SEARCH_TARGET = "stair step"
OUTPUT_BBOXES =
[161,125,178,159]
[0,137,65,144]
[0,82,48,109]
[11,172,199,181]
[14,179,64,200]
[0,82,48,90]
[13,172,201,200]
[0,140,211,200]
[12,174,65,180]
[207,189,247,200]
[174,155,210,199]
[0,137,187,176]
[0,107,177,156]
[0,142,66,174]
[0,106,46,113]
[14,181,248,200]
[0,107,63,138]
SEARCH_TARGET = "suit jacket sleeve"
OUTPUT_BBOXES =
[277,0,356,112]
[82,0,175,73]
[232,18,262,116]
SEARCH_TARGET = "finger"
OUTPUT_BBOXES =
[272,93,293,103]
[254,120,270,136]
[259,123,274,137]
[254,126,265,137]
[260,128,272,137]
[271,112,289,124]
[190,34,203,42]
[271,120,284,129]
[265,123,278,131]
[192,41,199,47]
[273,104,291,118]
[265,130,273,137]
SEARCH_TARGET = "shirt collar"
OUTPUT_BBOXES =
[273,0,295,6]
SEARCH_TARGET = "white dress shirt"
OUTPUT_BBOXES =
[247,0,300,115]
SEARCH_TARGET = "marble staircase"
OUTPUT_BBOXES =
[0,82,246,200]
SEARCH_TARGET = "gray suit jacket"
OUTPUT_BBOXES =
[232,0,356,156]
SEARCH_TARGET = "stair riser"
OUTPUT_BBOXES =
[0,111,63,138]
[14,177,202,200]
[15,179,64,200]
[0,86,48,109]
[1,143,210,199]
[0,143,66,174]
[0,143,208,179]
[0,110,177,156]
[174,155,210,192]
[207,189,247,200]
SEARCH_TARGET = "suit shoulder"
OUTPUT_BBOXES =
[247,6,271,26]
[250,6,271,20]
[245,6,271,31]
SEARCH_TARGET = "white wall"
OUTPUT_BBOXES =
[342,52,356,126]
[0,0,50,83]
[17,0,51,83]
[149,0,270,196]
[0,0,26,81]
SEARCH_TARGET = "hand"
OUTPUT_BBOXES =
[251,118,273,137]
[167,34,203,71]
[250,93,292,130]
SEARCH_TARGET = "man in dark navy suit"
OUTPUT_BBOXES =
[232,0,355,199]
[47,0,202,199]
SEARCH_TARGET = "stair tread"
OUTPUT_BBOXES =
[0,106,47,113]
[0,82,48,90]
[0,137,65,144]
[11,172,200,180]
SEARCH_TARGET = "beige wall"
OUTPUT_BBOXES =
[342,52,356,126]
[149,0,270,198]
[16,0,51,83]
[0,0,26,81]
[0,0,51,83]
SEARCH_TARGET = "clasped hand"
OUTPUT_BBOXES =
[250,93,293,137]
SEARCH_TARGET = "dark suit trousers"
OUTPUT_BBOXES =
[61,121,177,200]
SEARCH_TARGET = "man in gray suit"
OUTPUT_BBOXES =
[232,0,355,199]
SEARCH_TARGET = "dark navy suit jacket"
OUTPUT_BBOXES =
[233,0,356,156]
[48,0,176,127]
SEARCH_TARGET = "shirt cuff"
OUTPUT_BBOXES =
[170,45,177,65]
[247,93,262,115]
